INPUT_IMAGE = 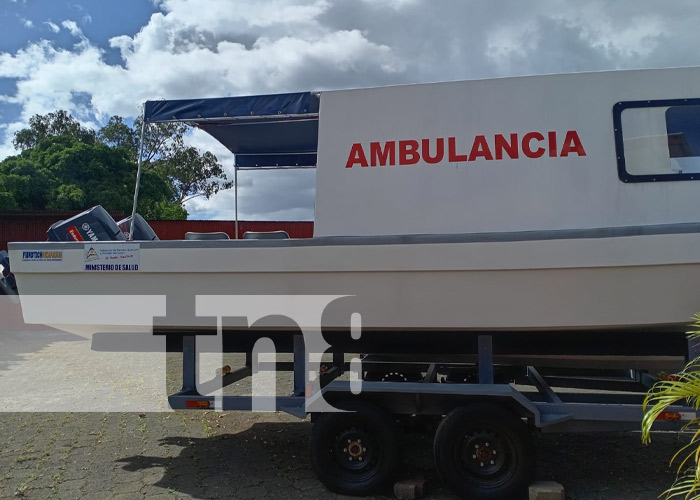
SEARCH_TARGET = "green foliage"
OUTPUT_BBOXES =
[142,200,189,220]
[1,109,232,219]
[51,184,85,211]
[135,170,189,220]
[0,134,181,218]
[97,116,139,158]
[152,147,232,203]
[12,110,95,151]
[0,155,53,210]
[642,314,700,499]
[0,191,18,210]
[134,117,231,203]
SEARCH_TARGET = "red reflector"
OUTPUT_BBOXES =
[656,412,682,421]
[185,400,210,409]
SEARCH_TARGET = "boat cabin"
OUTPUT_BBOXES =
[144,67,700,237]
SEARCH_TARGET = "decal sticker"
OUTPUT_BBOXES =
[67,226,84,241]
[83,244,140,272]
[85,247,99,262]
[21,250,63,262]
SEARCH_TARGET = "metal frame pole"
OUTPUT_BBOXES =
[181,335,199,395]
[478,335,494,384]
[293,335,305,396]
[234,165,239,239]
[129,117,148,240]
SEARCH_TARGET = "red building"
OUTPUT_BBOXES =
[0,211,314,250]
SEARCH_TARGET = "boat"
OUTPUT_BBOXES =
[7,67,700,367]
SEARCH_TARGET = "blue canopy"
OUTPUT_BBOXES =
[143,92,320,167]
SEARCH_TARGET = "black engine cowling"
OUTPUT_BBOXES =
[46,205,126,242]
[0,250,17,295]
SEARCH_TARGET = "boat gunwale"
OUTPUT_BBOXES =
[9,221,700,250]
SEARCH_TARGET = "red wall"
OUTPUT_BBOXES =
[0,212,314,249]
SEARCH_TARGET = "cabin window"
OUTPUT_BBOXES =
[613,99,700,182]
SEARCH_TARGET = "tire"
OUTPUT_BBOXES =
[310,400,401,496]
[364,370,422,382]
[434,402,535,500]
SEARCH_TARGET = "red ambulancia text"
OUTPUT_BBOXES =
[345,131,586,168]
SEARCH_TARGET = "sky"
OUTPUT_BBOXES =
[2,0,700,220]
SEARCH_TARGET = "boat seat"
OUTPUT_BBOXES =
[185,231,230,240]
[242,231,290,240]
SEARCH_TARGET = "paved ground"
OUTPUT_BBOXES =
[0,411,689,500]
[0,328,691,499]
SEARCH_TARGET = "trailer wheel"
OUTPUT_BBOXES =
[310,400,401,496]
[364,370,422,382]
[434,402,534,500]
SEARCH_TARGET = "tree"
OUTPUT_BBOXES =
[642,317,700,499]
[0,191,18,210]
[131,117,233,203]
[0,155,53,210]
[0,134,184,219]
[97,114,232,204]
[5,110,233,218]
[13,110,96,151]
[97,116,139,154]
[152,147,231,203]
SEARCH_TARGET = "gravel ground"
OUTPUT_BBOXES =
[0,329,692,499]
[0,411,689,500]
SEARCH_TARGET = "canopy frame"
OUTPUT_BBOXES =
[132,91,321,238]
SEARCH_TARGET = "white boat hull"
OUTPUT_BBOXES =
[9,228,700,338]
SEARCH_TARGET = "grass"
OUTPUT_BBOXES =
[202,420,214,438]
[13,483,29,497]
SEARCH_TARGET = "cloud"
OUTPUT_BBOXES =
[44,21,60,33]
[20,17,33,28]
[3,0,700,219]
[61,20,82,37]
[0,122,23,160]
[185,169,316,221]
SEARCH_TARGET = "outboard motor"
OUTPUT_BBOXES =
[47,205,125,242]
[117,214,159,241]
[0,250,18,295]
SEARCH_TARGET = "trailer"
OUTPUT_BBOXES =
[9,67,700,498]
[157,329,698,500]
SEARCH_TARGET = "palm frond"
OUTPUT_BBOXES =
[669,433,700,475]
[687,314,700,341]
[662,471,700,500]
[643,318,700,499]
[642,366,700,445]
